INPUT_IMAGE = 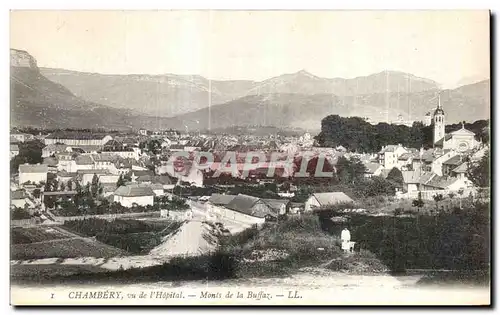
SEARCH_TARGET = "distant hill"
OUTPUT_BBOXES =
[173,80,490,131]
[245,69,439,96]
[40,68,440,118]
[10,49,176,130]
[40,67,257,117]
[12,49,490,132]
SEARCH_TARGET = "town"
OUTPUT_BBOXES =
[10,95,490,277]
[9,9,491,307]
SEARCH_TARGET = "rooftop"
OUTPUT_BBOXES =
[19,164,48,173]
[452,162,468,174]
[364,162,382,174]
[46,131,110,140]
[312,192,354,206]
[75,155,94,165]
[11,190,27,200]
[209,193,236,206]
[425,176,459,189]
[226,194,268,218]
[443,155,464,166]
[114,184,154,197]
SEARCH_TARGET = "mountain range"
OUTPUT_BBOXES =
[11,49,490,131]
[40,67,441,118]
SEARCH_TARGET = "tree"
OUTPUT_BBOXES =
[433,194,444,213]
[336,156,366,185]
[12,207,31,220]
[32,188,41,199]
[467,149,490,188]
[91,174,99,197]
[116,174,125,187]
[387,167,404,185]
[123,172,132,182]
[85,183,91,196]
[448,192,455,207]
[457,188,464,209]
[412,192,425,213]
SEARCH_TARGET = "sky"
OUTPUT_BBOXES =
[10,10,490,88]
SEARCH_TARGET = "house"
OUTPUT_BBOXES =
[397,153,414,170]
[11,190,35,209]
[113,184,154,207]
[304,192,354,212]
[44,131,112,146]
[99,174,121,186]
[129,170,155,182]
[10,144,19,160]
[42,144,71,158]
[19,164,48,185]
[421,175,472,192]
[431,150,457,176]
[77,169,112,186]
[223,194,273,223]
[363,162,383,178]
[102,141,139,160]
[208,193,237,207]
[56,170,78,184]
[442,155,465,177]
[92,154,119,173]
[102,139,124,151]
[11,133,33,143]
[378,144,408,169]
[152,175,176,190]
[151,183,165,196]
[401,170,435,193]
[451,162,469,180]
[289,202,304,214]
[101,183,118,197]
[56,152,77,173]
[262,199,290,216]
[75,155,95,171]
[41,156,59,174]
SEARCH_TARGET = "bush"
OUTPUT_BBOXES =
[319,202,490,271]
[12,207,31,220]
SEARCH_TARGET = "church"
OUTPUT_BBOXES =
[432,96,480,152]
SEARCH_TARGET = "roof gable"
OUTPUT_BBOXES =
[450,128,475,136]
[209,193,237,205]
[313,192,353,206]
[19,164,48,173]
[114,184,154,197]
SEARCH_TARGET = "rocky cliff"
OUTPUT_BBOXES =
[11,49,38,69]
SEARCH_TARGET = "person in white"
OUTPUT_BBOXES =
[341,228,351,252]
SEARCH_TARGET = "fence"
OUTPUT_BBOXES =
[48,211,161,223]
[401,188,478,201]
[11,218,39,227]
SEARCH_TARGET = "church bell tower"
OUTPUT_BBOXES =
[433,94,445,145]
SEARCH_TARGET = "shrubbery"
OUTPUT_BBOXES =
[320,202,490,271]
[63,218,182,254]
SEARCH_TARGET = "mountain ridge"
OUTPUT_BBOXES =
[11,49,490,131]
[40,65,442,117]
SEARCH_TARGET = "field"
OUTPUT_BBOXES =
[11,238,127,260]
[10,264,108,283]
[11,227,70,244]
[62,218,183,255]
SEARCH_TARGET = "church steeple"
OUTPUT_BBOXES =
[434,93,445,116]
[433,93,445,145]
